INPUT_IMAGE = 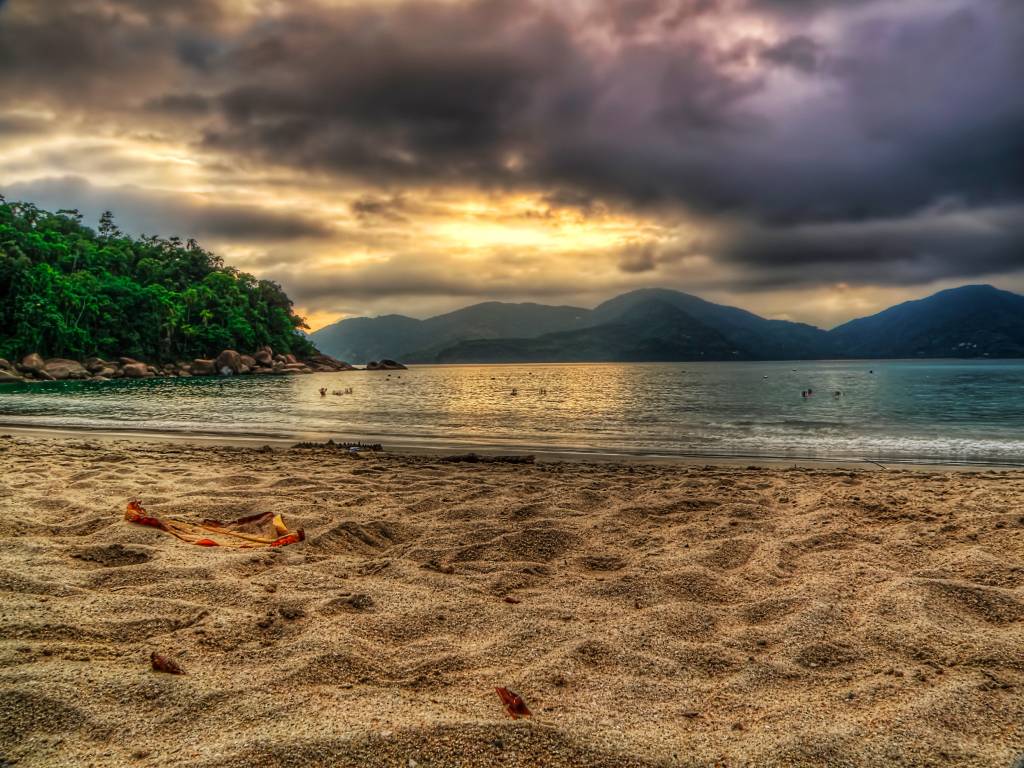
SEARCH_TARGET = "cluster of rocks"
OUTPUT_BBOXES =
[0,347,404,384]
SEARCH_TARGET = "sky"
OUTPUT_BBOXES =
[1,0,1022,331]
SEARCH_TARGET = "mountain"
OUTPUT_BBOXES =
[431,300,741,363]
[591,289,830,360]
[309,284,1024,364]
[310,301,591,363]
[829,284,1024,358]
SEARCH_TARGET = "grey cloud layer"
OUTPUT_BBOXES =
[1,0,1022,290]
[7,176,334,243]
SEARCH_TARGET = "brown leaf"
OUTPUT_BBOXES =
[151,651,185,675]
[495,686,531,719]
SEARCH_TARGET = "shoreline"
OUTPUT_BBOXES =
[2,422,1022,471]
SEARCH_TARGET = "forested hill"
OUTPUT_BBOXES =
[0,198,315,362]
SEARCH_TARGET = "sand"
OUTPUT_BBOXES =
[0,435,1022,767]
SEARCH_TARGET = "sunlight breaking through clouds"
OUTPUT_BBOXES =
[1,0,1022,329]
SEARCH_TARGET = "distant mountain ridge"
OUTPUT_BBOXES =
[309,284,1024,363]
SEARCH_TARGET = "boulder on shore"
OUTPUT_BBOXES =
[0,358,12,371]
[308,354,357,371]
[44,358,89,380]
[240,354,256,369]
[83,357,107,373]
[215,349,242,375]
[20,353,45,373]
[254,348,273,366]
[192,359,216,376]
[366,359,408,371]
[122,362,150,379]
[0,369,24,383]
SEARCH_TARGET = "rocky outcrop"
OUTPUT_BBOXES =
[308,354,358,372]
[20,353,45,373]
[43,358,89,380]
[215,349,242,375]
[121,362,150,379]
[191,359,216,376]
[366,359,408,370]
[0,347,372,384]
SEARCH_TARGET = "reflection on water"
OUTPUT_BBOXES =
[2,360,1024,463]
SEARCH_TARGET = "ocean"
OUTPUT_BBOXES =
[2,360,1024,465]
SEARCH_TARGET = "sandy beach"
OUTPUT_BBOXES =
[0,435,1021,767]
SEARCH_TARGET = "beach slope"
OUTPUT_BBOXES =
[0,437,1021,766]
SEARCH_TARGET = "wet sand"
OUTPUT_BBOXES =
[0,435,1022,766]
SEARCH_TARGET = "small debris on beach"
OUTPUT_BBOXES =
[495,687,532,719]
[150,652,185,675]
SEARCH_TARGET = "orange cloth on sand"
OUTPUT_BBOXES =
[125,501,304,548]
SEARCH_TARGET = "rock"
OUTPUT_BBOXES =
[91,375,109,382]
[84,357,107,373]
[215,349,242,375]
[176,370,192,378]
[0,369,24,383]
[284,353,298,364]
[20,353,45,373]
[34,370,56,381]
[119,356,141,366]
[365,359,405,370]
[44,358,89,380]
[192,359,216,376]
[254,348,273,366]
[0,358,11,371]
[238,364,251,375]
[240,355,256,369]
[97,366,117,378]
[122,363,149,379]
[308,354,357,371]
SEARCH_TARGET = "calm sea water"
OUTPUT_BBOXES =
[2,360,1024,464]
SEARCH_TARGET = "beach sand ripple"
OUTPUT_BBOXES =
[0,438,1022,766]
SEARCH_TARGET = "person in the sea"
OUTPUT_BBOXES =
[319,387,327,397]
[511,387,518,396]
[802,390,807,398]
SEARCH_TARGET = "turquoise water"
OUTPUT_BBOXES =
[2,360,1024,464]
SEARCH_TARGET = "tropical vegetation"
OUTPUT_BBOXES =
[0,197,315,362]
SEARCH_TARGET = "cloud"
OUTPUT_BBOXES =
[0,0,1022,318]
[717,203,1024,288]
[4,176,335,243]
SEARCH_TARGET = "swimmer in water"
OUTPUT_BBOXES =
[511,387,518,396]
[319,387,327,397]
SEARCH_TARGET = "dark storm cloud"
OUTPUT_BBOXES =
[1,0,1023,290]
[5,176,334,243]
[719,203,1024,288]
